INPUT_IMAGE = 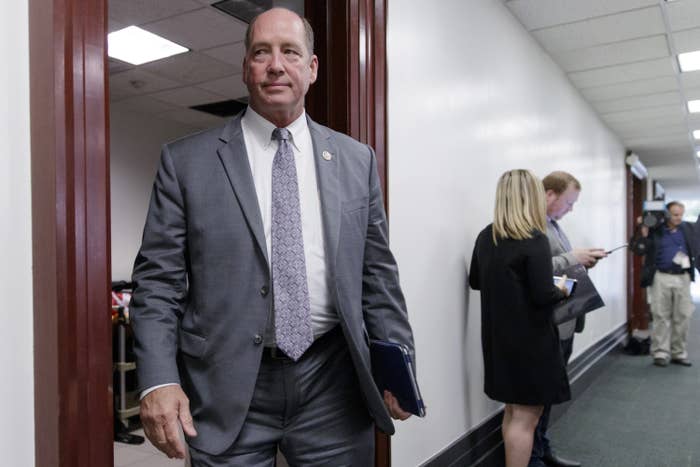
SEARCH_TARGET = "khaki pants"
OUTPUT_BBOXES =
[649,272,695,360]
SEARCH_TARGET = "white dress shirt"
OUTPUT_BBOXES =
[241,107,337,344]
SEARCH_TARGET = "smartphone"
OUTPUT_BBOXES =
[605,244,628,254]
[553,276,577,295]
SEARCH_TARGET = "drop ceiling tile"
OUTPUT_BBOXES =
[628,141,691,153]
[681,72,700,89]
[607,114,687,134]
[532,7,665,53]
[594,91,681,114]
[109,0,202,26]
[109,68,181,100]
[553,35,669,72]
[569,57,675,88]
[646,163,699,183]
[618,123,690,138]
[144,7,247,51]
[685,86,700,101]
[602,104,684,123]
[624,133,692,147]
[665,1,700,33]
[157,108,226,128]
[141,52,237,85]
[201,42,246,68]
[505,0,657,31]
[672,28,700,54]
[108,58,133,75]
[150,86,227,107]
[108,17,125,34]
[196,74,248,99]
[581,76,679,101]
[110,95,180,114]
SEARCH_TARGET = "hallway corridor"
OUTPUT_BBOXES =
[550,314,700,466]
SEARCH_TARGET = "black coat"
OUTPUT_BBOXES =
[469,226,570,405]
[632,221,698,288]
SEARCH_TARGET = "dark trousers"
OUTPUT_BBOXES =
[529,336,574,466]
[189,327,374,467]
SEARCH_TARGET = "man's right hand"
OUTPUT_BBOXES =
[572,248,607,268]
[140,385,197,459]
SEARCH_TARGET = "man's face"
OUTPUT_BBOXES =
[667,205,684,228]
[242,8,318,126]
[546,185,580,221]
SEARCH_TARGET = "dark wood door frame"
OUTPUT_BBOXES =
[305,1,390,465]
[626,167,648,333]
[29,0,389,465]
[29,0,113,465]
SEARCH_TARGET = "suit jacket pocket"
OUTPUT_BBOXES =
[179,329,207,358]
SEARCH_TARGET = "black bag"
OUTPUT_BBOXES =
[623,336,651,355]
[553,264,605,325]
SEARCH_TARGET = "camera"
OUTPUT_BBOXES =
[641,200,668,229]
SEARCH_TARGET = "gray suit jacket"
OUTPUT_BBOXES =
[545,221,582,340]
[130,112,415,455]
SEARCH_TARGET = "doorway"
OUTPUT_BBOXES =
[30,0,389,466]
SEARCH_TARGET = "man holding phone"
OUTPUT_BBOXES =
[529,171,607,467]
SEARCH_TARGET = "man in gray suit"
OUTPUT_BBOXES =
[130,7,415,466]
[529,171,606,467]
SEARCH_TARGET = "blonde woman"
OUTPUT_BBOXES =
[469,169,570,467]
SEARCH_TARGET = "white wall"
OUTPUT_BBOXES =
[0,0,34,464]
[387,1,627,465]
[110,109,197,280]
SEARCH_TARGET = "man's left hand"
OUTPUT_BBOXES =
[383,390,412,420]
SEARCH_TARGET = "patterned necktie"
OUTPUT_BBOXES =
[550,219,572,252]
[271,128,313,360]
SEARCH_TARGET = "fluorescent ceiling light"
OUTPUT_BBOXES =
[694,130,700,140]
[108,26,188,65]
[689,100,700,113]
[678,50,700,72]
[697,150,700,158]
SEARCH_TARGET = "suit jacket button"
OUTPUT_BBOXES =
[260,285,269,296]
[253,334,263,345]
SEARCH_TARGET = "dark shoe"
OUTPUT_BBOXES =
[653,357,669,367]
[671,358,692,367]
[543,452,581,467]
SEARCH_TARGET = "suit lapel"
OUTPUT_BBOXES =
[217,114,269,265]
[308,117,341,276]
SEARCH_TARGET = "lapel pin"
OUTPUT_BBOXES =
[322,150,333,161]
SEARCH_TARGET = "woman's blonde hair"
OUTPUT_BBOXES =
[492,169,547,243]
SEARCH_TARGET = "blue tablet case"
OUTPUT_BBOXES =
[369,340,426,417]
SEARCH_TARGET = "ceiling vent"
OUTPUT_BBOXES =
[190,99,248,117]
[212,0,273,23]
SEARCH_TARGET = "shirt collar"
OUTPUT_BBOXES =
[242,106,307,152]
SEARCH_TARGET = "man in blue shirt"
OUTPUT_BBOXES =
[635,201,697,367]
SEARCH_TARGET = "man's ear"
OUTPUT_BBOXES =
[309,54,318,84]
[545,189,559,208]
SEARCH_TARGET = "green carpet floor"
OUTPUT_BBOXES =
[548,315,700,467]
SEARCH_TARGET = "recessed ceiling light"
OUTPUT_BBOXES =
[678,50,700,72]
[694,130,700,140]
[689,100,700,113]
[108,26,188,65]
